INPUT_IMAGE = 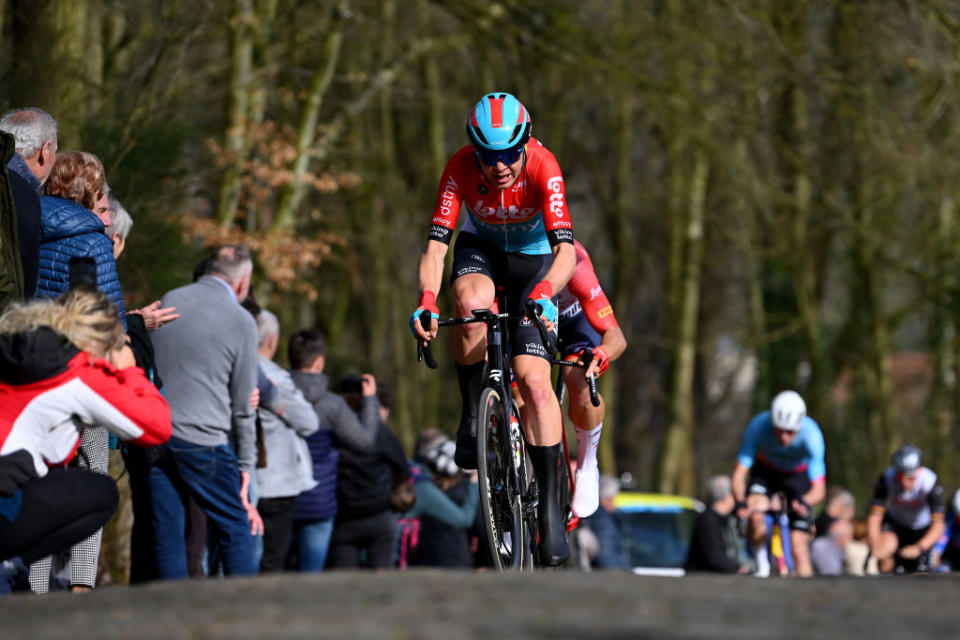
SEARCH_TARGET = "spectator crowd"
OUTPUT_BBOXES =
[3,107,960,594]
[0,107,491,594]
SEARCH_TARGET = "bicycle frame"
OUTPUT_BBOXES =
[417,294,535,570]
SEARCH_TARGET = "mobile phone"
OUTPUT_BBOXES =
[339,377,364,394]
[69,256,97,291]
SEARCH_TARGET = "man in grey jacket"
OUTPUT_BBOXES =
[149,245,260,578]
[254,309,320,572]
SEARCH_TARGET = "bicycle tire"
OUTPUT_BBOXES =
[477,387,526,571]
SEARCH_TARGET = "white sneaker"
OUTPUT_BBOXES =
[572,466,599,518]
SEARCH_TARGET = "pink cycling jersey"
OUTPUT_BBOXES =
[556,240,619,333]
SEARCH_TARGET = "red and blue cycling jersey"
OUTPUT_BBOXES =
[556,240,619,332]
[428,138,574,255]
[736,412,826,483]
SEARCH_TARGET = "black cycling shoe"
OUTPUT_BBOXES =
[529,443,570,566]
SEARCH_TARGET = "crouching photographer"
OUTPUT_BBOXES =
[0,289,171,591]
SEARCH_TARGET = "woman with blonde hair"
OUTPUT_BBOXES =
[0,290,170,590]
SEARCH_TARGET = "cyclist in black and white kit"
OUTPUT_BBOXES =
[867,445,946,573]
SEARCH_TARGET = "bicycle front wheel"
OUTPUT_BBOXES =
[477,387,526,571]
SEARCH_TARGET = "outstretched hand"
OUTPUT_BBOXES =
[131,301,179,331]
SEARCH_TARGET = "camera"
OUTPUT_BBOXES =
[338,375,364,395]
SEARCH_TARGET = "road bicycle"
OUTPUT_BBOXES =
[416,297,596,570]
[766,491,794,576]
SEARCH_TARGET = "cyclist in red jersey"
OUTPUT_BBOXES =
[556,240,626,518]
[410,93,576,565]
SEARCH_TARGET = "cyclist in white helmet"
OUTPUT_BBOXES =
[731,390,826,577]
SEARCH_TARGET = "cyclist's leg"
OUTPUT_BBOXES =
[789,529,813,576]
[449,233,496,469]
[505,247,569,565]
[873,516,901,573]
[889,522,926,573]
[515,355,562,446]
[783,472,815,576]
[560,314,605,517]
[744,466,774,576]
[515,357,568,566]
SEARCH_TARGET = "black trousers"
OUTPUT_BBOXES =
[258,497,296,573]
[327,511,398,569]
[0,469,118,564]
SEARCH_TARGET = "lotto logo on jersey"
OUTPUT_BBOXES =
[471,201,538,222]
[598,305,613,318]
[438,175,459,218]
[547,177,565,217]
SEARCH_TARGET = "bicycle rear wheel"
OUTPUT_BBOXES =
[477,387,526,571]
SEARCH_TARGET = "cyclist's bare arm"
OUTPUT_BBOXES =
[867,507,886,552]
[731,462,750,507]
[915,517,946,553]
[796,478,825,513]
[586,325,627,378]
[415,239,448,340]
[600,325,627,363]
[542,241,576,297]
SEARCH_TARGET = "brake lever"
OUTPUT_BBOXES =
[524,298,558,358]
[417,310,438,369]
[581,348,600,407]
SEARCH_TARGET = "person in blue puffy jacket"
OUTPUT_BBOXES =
[36,150,126,327]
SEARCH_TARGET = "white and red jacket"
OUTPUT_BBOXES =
[0,327,171,477]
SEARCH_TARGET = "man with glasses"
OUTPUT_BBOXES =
[410,92,576,566]
[731,390,826,577]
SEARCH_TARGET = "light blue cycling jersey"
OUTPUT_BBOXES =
[736,411,826,482]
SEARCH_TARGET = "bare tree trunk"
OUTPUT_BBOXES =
[596,93,634,477]
[928,195,956,476]
[216,0,255,228]
[271,0,348,232]
[851,177,895,465]
[659,148,708,495]
[243,0,278,232]
[10,1,103,145]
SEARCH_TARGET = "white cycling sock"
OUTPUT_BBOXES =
[575,423,603,471]
[753,545,770,577]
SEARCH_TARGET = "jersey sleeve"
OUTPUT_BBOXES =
[533,144,574,247]
[736,415,762,470]
[805,421,826,482]
[930,481,946,516]
[871,473,888,510]
[568,246,619,332]
[428,149,469,246]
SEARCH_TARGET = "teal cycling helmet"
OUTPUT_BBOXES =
[466,92,532,151]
